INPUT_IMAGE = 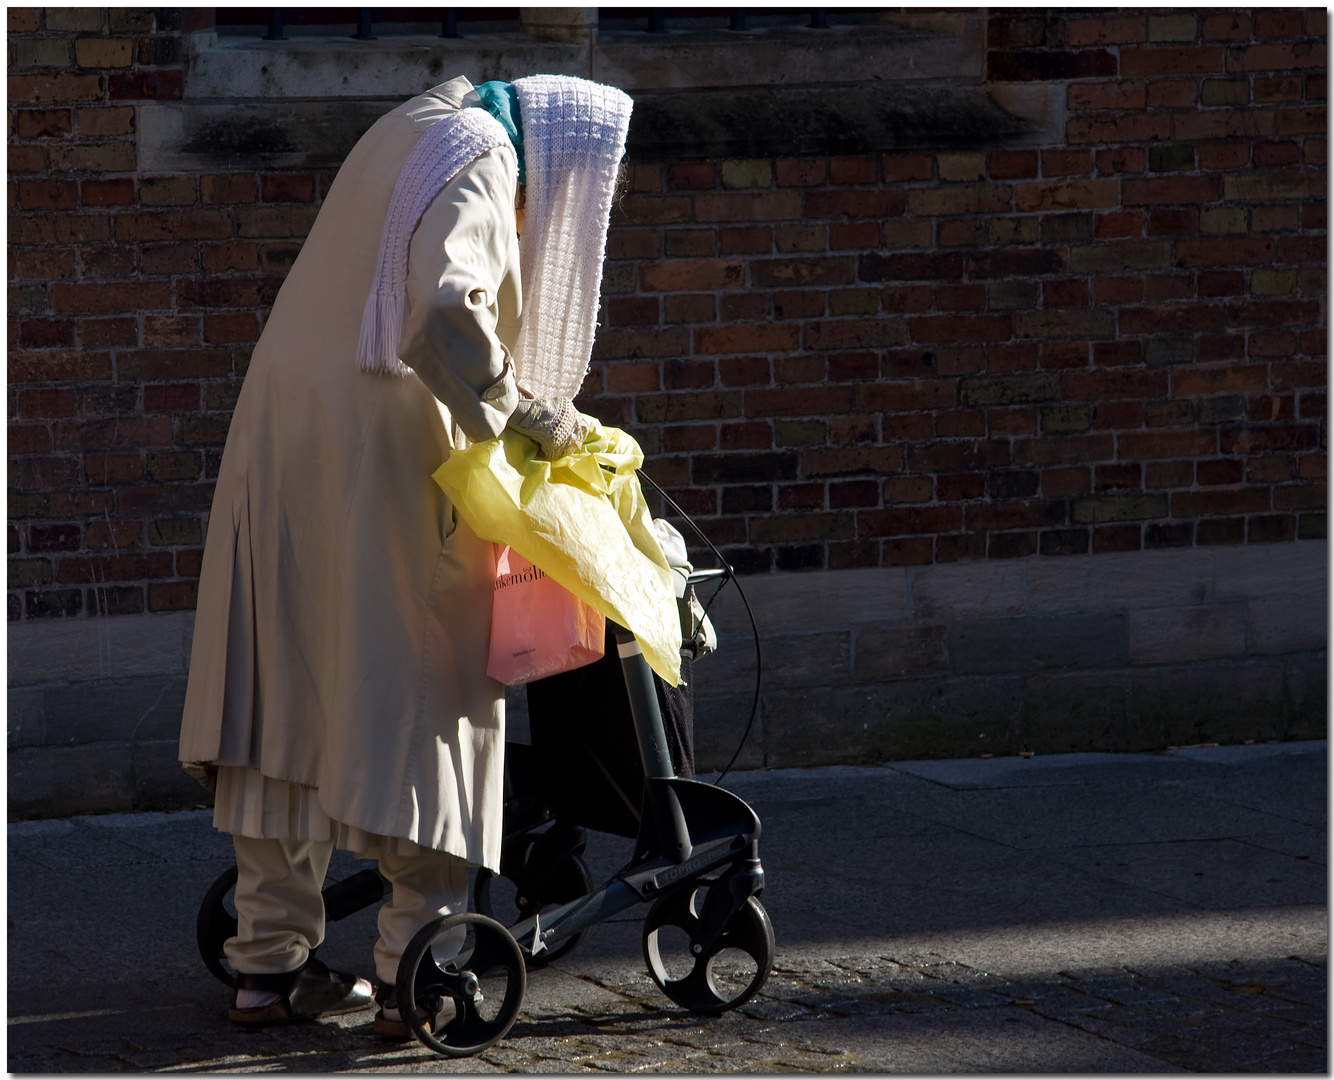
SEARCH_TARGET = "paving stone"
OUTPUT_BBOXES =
[7,746,1328,1073]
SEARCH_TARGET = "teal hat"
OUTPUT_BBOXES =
[474,80,525,184]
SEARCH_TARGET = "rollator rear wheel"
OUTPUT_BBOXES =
[474,852,593,966]
[396,912,526,1057]
[197,865,241,987]
[643,888,774,1015]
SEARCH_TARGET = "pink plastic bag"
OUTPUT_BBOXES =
[488,546,605,686]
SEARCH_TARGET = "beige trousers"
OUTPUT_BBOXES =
[226,836,470,985]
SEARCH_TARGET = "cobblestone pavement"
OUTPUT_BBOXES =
[8,741,1327,1072]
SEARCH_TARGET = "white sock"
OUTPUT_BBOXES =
[236,988,283,1009]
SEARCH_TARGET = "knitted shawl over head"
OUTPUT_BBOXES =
[511,75,633,400]
[357,107,513,376]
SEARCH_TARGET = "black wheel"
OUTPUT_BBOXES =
[643,888,774,1015]
[197,865,240,987]
[474,852,593,966]
[395,912,526,1057]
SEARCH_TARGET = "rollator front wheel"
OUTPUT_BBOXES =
[395,912,526,1057]
[197,865,241,987]
[643,888,775,1015]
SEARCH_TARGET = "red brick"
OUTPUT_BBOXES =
[805,190,904,220]
[696,324,800,356]
[1221,424,1321,454]
[1042,280,1091,308]
[144,384,200,413]
[881,286,933,314]
[18,388,77,418]
[12,248,77,281]
[1198,270,1247,297]
[695,191,802,223]
[18,319,75,349]
[881,154,933,182]
[1067,14,1146,46]
[1015,178,1118,212]
[718,227,771,255]
[606,228,661,260]
[1066,369,1169,401]
[1120,46,1224,77]
[1117,430,1219,460]
[9,145,47,173]
[200,173,257,205]
[203,312,262,344]
[742,386,852,419]
[9,72,103,104]
[859,506,961,537]
[1254,10,1306,39]
[201,241,259,274]
[640,259,744,292]
[718,356,770,387]
[1227,42,1326,73]
[1066,113,1173,145]
[18,180,76,211]
[55,552,175,585]
[938,220,982,247]
[1175,236,1275,267]
[911,314,1013,344]
[80,317,137,347]
[987,150,1038,179]
[775,159,827,187]
[149,582,199,611]
[1198,141,1251,170]
[17,107,72,138]
[1040,149,1092,178]
[1147,79,1200,110]
[719,421,770,450]
[116,348,232,381]
[75,105,135,136]
[50,281,171,315]
[1069,81,1147,112]
[935,284,987,313]
[115,209,232,242]
[1172,488,1274,518]
[751,257,853,288]
[80,177,135,206]
[828,222,881,250]
[1201,13,1251,42]
[1095,146,1146,175]
[1094,210,1143,239]
[828,155,877,185]
[1124,176,1222,206]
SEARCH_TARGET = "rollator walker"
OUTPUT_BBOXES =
[197,560,774,1058]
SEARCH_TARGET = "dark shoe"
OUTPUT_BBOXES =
[228,955,375,1026]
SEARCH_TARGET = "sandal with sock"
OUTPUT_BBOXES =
[228,955,375,1026]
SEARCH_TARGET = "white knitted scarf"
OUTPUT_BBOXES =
[510,75,633,399]
[357,77,632,398]
[357,107,512,375]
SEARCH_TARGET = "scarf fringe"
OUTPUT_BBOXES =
[356,107,511,377]
[356,290,412,377]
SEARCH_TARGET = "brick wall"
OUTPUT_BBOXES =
[586,9,1327,574]
[7,7,1328,624]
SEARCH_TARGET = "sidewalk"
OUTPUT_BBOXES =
[8,741,1327,1073]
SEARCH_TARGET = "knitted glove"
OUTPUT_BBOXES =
[507,394,590,460]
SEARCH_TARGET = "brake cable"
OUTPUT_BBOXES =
[637,470,762,787]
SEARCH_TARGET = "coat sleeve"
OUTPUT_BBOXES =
[397,143,521,442]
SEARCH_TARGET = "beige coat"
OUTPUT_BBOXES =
[178,77,521,871]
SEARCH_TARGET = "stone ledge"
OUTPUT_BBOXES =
[7,540,1327,816]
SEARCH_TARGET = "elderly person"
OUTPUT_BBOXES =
[178,74,632,1036]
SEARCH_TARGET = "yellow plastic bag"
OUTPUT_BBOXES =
[432,420,682,686]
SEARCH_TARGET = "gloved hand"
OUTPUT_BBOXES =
[506,392,590,460]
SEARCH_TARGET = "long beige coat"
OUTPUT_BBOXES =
[178,77,521,871]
